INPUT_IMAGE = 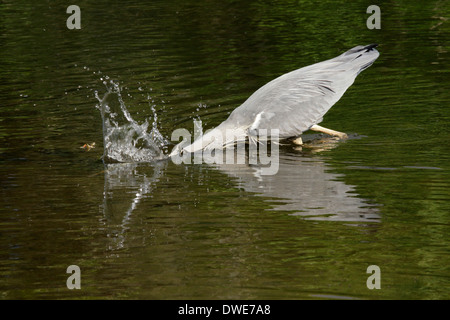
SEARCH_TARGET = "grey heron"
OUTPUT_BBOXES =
[171,44,379,156]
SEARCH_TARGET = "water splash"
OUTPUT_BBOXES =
[95,79,169,163]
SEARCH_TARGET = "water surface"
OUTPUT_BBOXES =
[1,0,449,299]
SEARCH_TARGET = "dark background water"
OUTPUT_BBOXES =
[1,0,449,299]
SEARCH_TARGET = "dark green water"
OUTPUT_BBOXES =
[1,1,449,299]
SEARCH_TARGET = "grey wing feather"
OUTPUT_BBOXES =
[226,46,379,138]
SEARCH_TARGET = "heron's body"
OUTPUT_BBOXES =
[171,44,379,155]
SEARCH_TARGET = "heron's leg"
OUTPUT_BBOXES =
[292,136,303,145]
[310,124,348,139]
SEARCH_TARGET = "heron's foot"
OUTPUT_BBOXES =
[292,136,303,145]
[310,124,348,140]
[334,132,348,140]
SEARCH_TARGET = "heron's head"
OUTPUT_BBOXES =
[180,124,248,154]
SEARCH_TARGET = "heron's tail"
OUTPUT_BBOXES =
[339,44,380,75]
[363,43,378,51]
